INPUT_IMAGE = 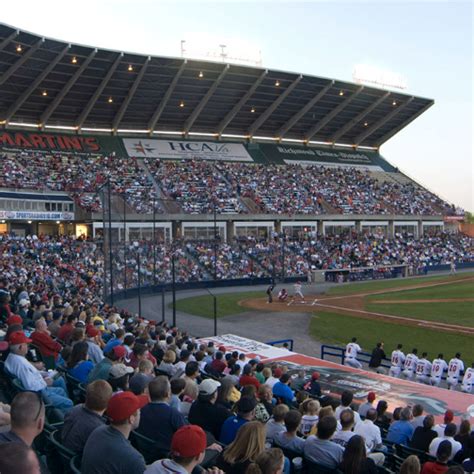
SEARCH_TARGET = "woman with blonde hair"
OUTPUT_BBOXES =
[217,421,266,474]
[157,349,177,376]
[400,455,421,474]
[246,448,285,474]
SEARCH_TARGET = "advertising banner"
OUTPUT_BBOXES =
[0,210,74,221]
[123,139,253,162]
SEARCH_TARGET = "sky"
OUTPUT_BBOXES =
[2,0,473,211]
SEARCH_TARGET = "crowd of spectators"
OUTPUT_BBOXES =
[1,152,461,217]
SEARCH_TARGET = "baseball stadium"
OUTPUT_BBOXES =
[0,14,473,474]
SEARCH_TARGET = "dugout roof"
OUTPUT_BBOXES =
[0,23,434,148]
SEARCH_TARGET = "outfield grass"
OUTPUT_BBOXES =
[173,291,262,318]
[310,311,474,362]
[366,281,474,300]
[326,272,474,296]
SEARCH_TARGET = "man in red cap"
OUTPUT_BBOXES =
[358,392,376,418]
[6,315,23,326]
[81,391,148,474]
[434,410,455,437]
[5,331,72,414]
[87,344,127,384]
[144,425,223,474]
[265,367,283,389]
[85,325,104,365]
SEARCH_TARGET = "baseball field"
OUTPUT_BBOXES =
[174,272,474,362]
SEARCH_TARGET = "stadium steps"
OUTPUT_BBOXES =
[319,199,339,214]
[240,196,262,213]
[111,194,135,214]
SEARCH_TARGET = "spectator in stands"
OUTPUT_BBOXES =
[400,455,421,474]
[85,326,104,364]
[387,407,414,445]
[304,371,322,398]
[157,350,178,376]
[272,374,295,406]
[240,364,260,389]
[5,331,73,414]
[188,379,232,439]
[304,416,344,468]
[220,397,257,445]
[138,376,187,455]
[67,341,94,383]
[210,351,227,374]
[30,317,62,363]
[274,409,305,454]
[129,359,154,396]
[411,404,426,429]
[333,409,357,448]
[0,442,41,474]
[265,367,282,389]
[358,392,376,418]
[265,404,289,444]
[62,380,113,453]
[217,421,266,473]
[339,435,377,474]
[421,440,452,474]
[300,399,320,436]
[182,361,200,402]
[144,425,215,474]
[48,312,63,338]
[81,391,148,474]
[169,378,186,412]
[102,328,125,355]
[57,313,78,344]
[335,390,361,428]
[87,345,127,383]
[255,384,273,423]
[434,411,455,437]
[216,377,240,410]
[429,424,462,460]
[454,419,472,460]
[0,392,45,446]
[411,414,438,452]
[375,400,391,431]
[246,447,285,474]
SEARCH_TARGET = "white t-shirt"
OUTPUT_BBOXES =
[416,359,432,376]
[448,358,464,379]
[462,368,474,386]
[346,343,361,359]
[431,358,448,378]
[404,353,419,372]
[391,350,405,368]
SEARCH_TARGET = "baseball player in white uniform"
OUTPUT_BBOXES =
[402,349,419,380]
[293,281,305,303]
[345,337,363,369]
[430,354,448,387]
[415,352,432,384]
[447,353,465,390]
[461,363,474,393]
[389,344,406,378]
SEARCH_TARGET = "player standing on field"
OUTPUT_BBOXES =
[447,353,464,390]
[293,281,305,303]
[345,337,363,369]
[389,344,406,378]
[430,354,448,387]
[402,348,419,380]
[415,352,432,384]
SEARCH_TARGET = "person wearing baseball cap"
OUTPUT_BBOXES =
[85,325,105,365]
[144,425,221,474]
[219,396,257,445]
[5,331,73,415]
[6,314,23,326]
[87,343,127,384]
[188,379,232,439]
[81,391,148,474]
[358,392,376,418]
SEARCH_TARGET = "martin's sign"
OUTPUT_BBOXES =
[0,131,125,155]
[123,139,253,162]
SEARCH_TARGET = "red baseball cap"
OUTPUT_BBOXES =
[312,371,320,380]
[6,315,23,326]
[106,392,149,423]
[171,425,207,458]
[444,410,454,423]
[367,392,376,402]
[218,345,226,352]
[8,331,32,345]
[86,325,100,337]
[112,345,127,359]
[274,368,283,378]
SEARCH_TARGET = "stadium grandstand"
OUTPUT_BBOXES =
[0,20,473,474]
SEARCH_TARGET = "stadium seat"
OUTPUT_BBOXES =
[48,429,77,474]
[65,373,86,403]
[129,429,169,464]
[69,455,82,474]
[396,444,436,463]
[303,458,341,474]
[388,453,405,472]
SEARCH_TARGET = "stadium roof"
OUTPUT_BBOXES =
[0,23,434,148]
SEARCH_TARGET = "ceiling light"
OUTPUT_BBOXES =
[364,122,368,127]
[1,220,5,223]
[250,107,255,113]
[56,221,60,224]
[128,64,133,72]
[392,100,397,106]
[275,80,280,87]
[198,71,204,78]
[339,90,344,96]
[71,56,78,64]
[16,44,22,53]
[42,90,48,97]
[27,220,32,224]
[179,100,185,108]
[108,97,113,103]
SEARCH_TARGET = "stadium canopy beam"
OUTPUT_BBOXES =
[248,74,302,137]
[40,48,97,128]
[329,91,390,143]
[0,29,19,52]
[112,57,150,132]
[76,52,123,130]
[276,80,334,138]
[0,38,44,87]
[216,69,268,136]
[148,60,187,135]
[375,99,434,147]
[354,96,414,145]
[2,45,70,123]
[183,64,229,135]
[305,86,364,142]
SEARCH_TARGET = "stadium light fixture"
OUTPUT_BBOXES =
[198,71,204,78]
[339,90,344,96]
[250,107,255,113]
[116,129,150,134]
[81,127,113,132]
[56,221,60,224]
[16,44,22,53]
[44,125,79,131]
[188,132,219,137]
[1,220,5,223]
[392,100,397,106]
[221,133,250,139]
[364,121,368,127]
[153,130,185,135]
[128,64,133,72]
[275,80,280,87]
[42,90,48,97]
[71,56,78,64]
[281,138,306,144]
[252,135,278,141]
[107,97,113,103]
[8,122,40,128]
[179,100,185,108]
[27,220,32,224]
